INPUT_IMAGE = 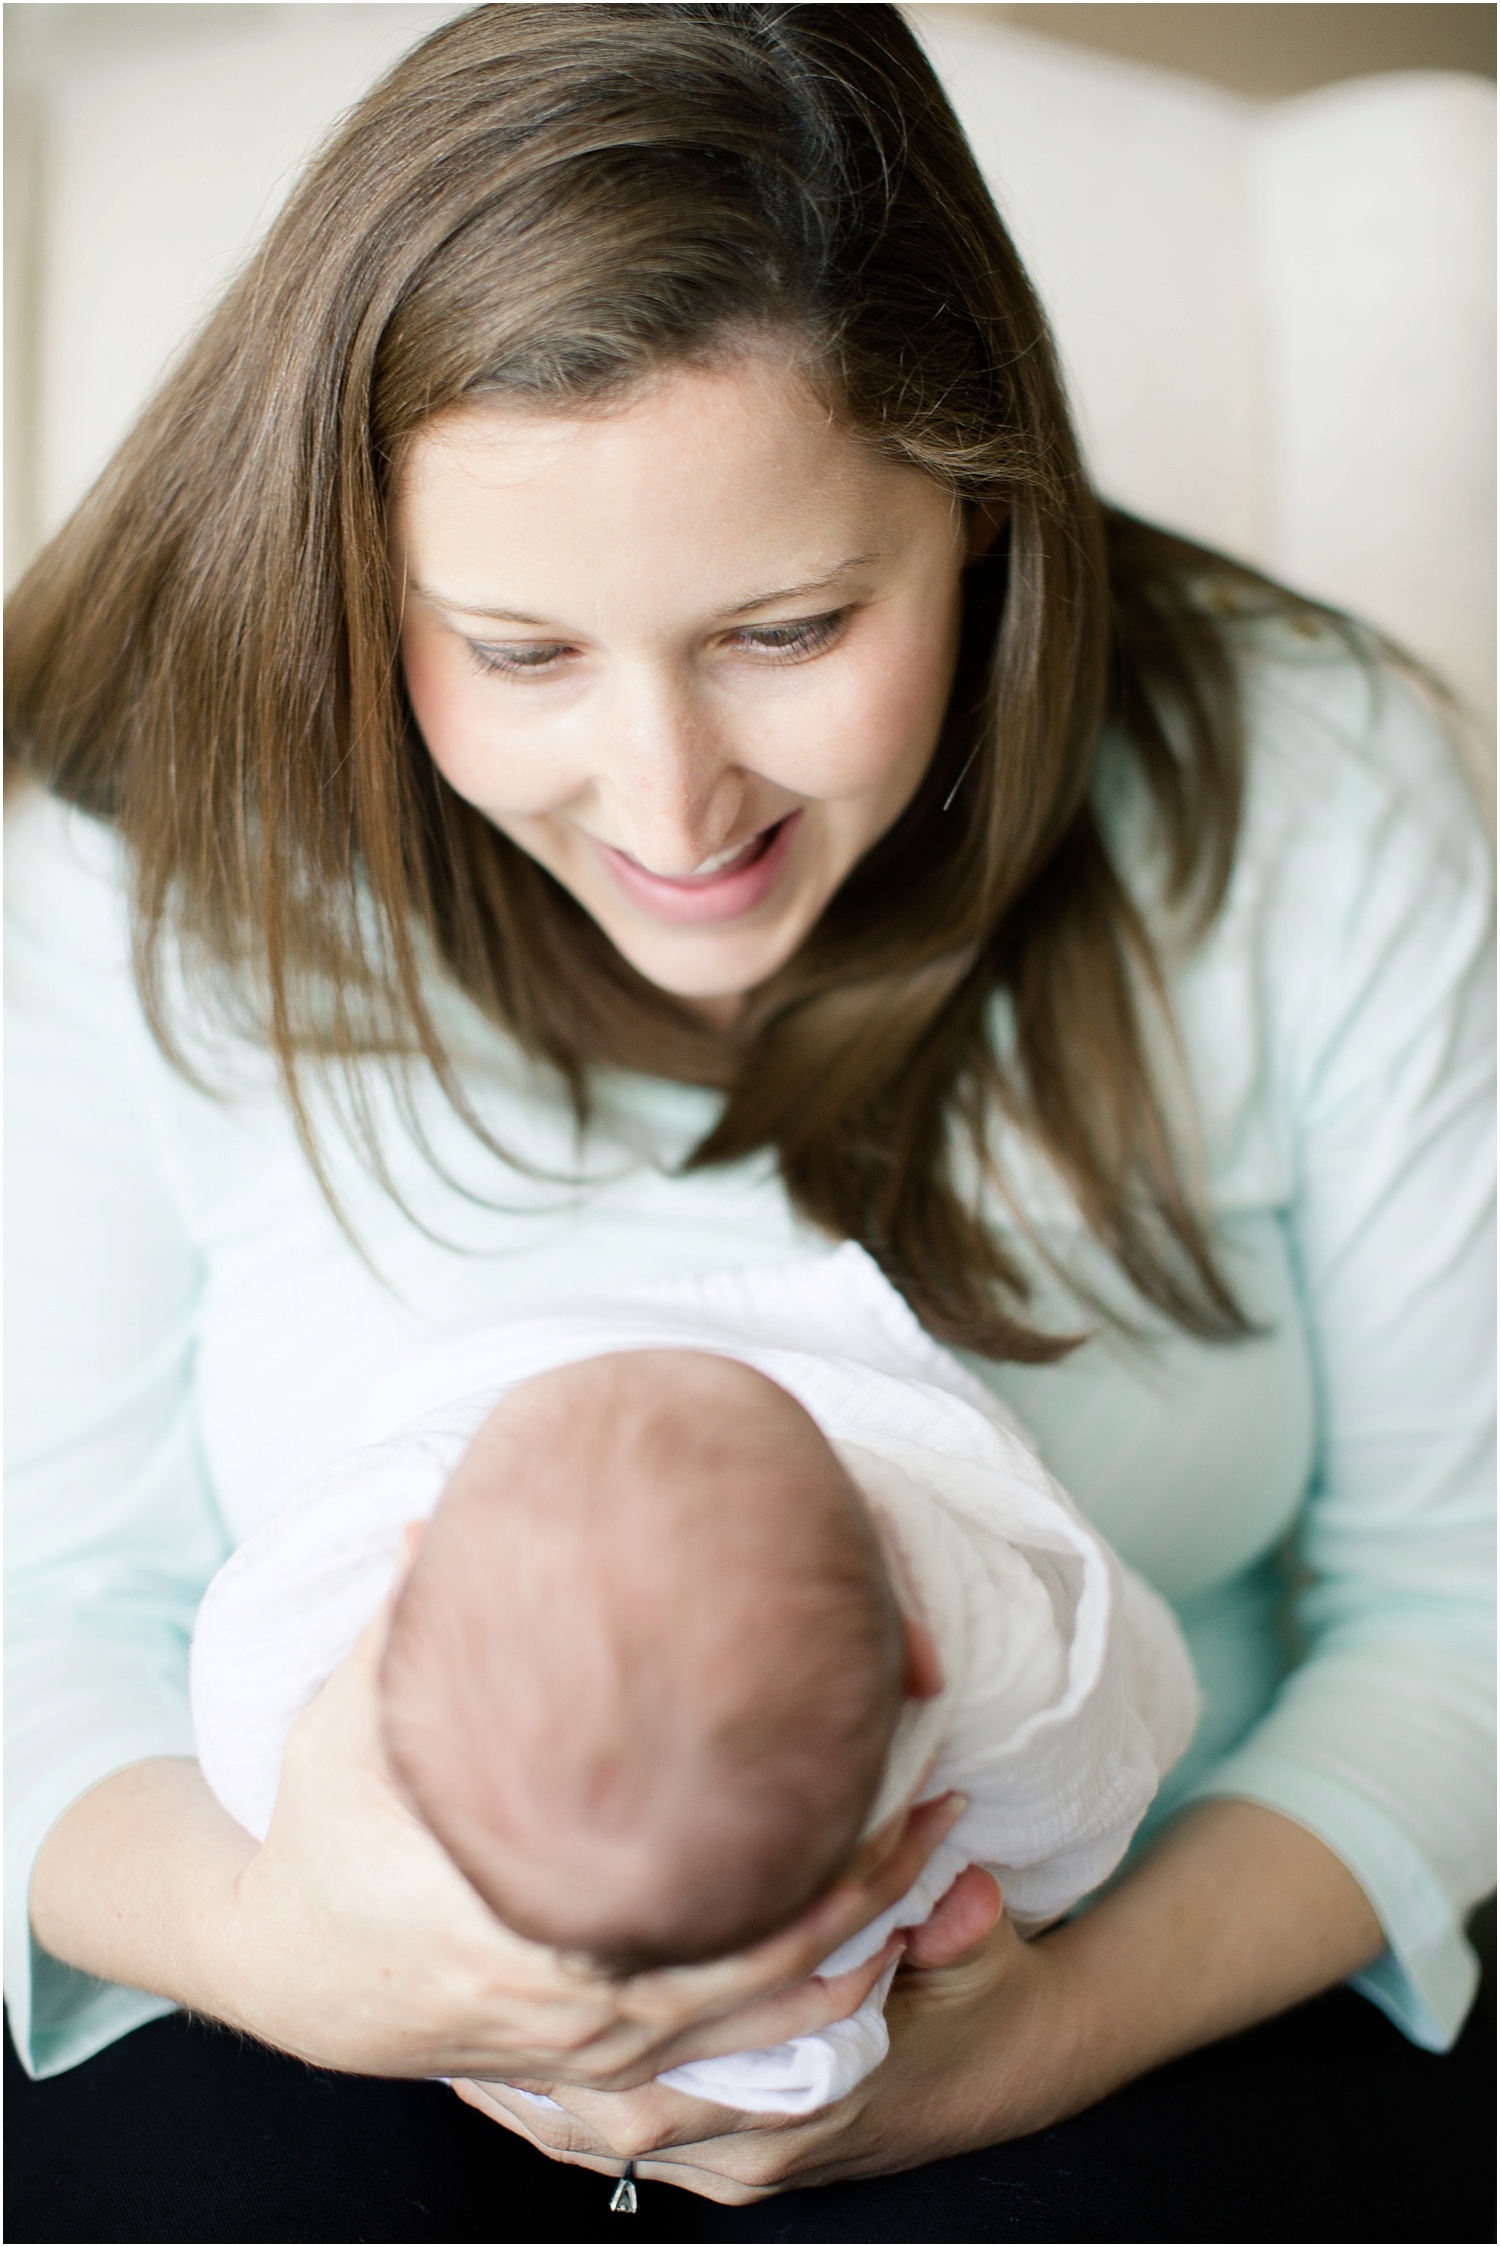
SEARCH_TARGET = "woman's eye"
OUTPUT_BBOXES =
[466,640,574,678]
[464,610,848,677]
[732,610,847,662]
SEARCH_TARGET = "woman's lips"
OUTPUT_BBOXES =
[592,813,799,924]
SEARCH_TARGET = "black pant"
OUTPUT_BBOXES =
[7,1922,1494,2245]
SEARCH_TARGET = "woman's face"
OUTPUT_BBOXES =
[395,352,971,1016]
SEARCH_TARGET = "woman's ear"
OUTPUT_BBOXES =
[966,497,1009,563]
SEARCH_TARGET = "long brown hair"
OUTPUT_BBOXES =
[5,2,1330,1358]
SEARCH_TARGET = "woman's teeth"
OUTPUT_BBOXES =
[638,822,781,882]
[599,811,798,919]
[692,836,757,876]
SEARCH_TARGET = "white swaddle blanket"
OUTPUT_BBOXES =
[191,1244,1198,2115]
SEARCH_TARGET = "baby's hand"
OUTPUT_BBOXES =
[900,1864,1003,1969]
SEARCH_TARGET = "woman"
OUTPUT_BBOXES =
[6,3,1492,2236]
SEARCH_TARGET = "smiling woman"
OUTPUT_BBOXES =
[3,3,1492,2242]
[6,0,1277,1366]
[396,362,972,1004]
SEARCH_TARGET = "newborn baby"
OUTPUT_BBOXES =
[192,1244,1198,2113]
[381,1349,913,1977]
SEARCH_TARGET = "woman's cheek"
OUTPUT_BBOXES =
[761,641,949,802]
[402,635,481,796]
[403,645,557,818]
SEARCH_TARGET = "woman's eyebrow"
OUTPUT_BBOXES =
[721,554,880,616]
[410,554,880,630]
[410,582,556,627]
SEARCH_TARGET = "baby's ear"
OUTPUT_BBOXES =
[902,1618,944,1702]
[399,1518,427,1569]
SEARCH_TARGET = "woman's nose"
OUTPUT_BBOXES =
[594,672,745,875]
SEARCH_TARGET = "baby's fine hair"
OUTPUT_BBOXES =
[380,1350,907,1971]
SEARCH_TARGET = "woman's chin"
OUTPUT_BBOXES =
[595,904,820,1017]
[618,945,780,1017]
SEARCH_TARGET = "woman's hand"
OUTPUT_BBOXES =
[31,1609,968,2090]
[452,1802,1390,2202]
[454,1895,1062,2204]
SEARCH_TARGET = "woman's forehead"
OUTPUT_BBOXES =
[394,358,956,626]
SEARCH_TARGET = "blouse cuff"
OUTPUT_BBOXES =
[1184,1760,1480,2052]
[5,1727,196,2080]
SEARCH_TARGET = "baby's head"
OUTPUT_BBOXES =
[380,1350,906,1972]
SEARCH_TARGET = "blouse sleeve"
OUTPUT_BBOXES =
[4,793,230,2078]
[1183,665,1496,2050]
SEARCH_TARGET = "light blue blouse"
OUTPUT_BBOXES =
[6,624,1494,2079]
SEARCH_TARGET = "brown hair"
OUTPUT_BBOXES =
[381,1352,906,1970]
[4,2,1335,1357]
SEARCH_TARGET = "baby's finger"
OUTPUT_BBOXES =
[901,1863,1003,1968]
